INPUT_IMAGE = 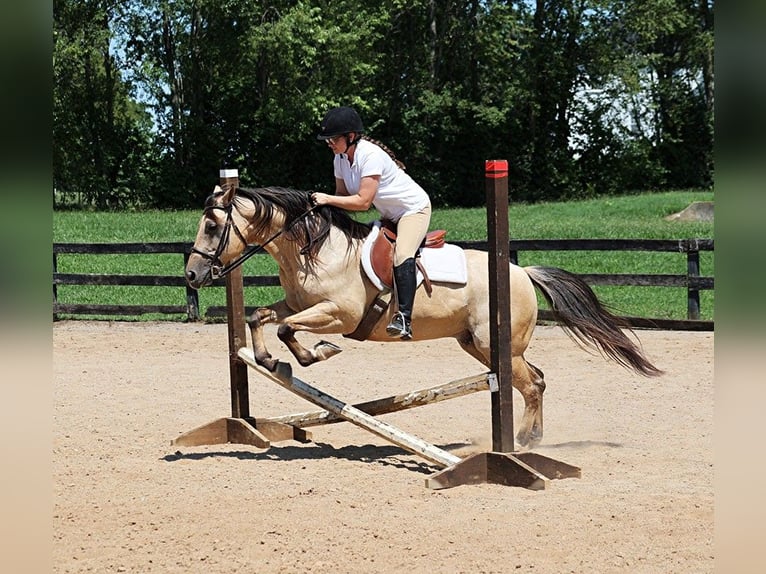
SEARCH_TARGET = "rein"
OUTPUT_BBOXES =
[191,196,318,280]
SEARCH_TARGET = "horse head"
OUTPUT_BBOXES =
[185,184,372,289]
[185,184,250,289]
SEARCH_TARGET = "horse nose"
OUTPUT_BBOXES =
[186,269,196,283]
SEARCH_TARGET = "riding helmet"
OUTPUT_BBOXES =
[316,106,364,140]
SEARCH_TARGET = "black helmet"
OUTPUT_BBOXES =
[316,106,364,140]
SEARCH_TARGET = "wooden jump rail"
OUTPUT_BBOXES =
[234,348,581,489]
[237,348,462,468]
[253,372,493,429]
[52,237,714,330]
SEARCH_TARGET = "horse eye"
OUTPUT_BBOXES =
[205,220,218,235]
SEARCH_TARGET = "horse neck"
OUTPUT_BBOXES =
[261,235,304,271]
[235,205,305,270]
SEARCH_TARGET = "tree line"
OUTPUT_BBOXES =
[53,0,714,210]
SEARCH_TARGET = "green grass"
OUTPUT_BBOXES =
[53,190,714,322]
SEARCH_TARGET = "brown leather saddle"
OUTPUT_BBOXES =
[370,220,447,291]
[344,221,447,342]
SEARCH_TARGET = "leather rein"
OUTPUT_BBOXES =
[190,196,318,280]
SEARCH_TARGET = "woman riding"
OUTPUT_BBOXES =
[311,106,432,340]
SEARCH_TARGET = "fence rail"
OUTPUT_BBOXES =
[53,238,714,330]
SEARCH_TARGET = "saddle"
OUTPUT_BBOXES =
[346,221,465,342]
[370,220,447,292]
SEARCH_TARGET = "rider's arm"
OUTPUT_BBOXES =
[314,175,379,211]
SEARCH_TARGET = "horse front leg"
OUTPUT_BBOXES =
[247,301,292,371]
[276,301,348,367]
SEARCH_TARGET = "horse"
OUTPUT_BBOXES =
[185,184,662,447]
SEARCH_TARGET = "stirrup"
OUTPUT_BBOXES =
[386,312,412,340]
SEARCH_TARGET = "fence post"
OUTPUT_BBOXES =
[687,249,701,320]
[183,251,201,321]
[53,251,59,321]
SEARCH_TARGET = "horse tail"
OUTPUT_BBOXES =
[523,266,663,377]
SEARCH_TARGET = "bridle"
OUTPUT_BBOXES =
[190,194,318,279]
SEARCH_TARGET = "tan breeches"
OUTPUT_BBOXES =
[394,203,432,266]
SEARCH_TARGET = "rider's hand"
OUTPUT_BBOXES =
[311,192,331,206]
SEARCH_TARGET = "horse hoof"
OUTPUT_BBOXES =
[273,361,293,383]
[254,352,277,372]
[526,436,542,449]
[515,433,533,449]
[314,340,342,361]
[516,431,542,449]
[261,359,278,372]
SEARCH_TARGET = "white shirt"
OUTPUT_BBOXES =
[333,139,430,222]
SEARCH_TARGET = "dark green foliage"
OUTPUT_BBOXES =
[53,0,714,210]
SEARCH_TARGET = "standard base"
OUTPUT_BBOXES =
[425,451,581,490]
[170,417,312,448]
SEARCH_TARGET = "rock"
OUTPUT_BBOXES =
[664,201,713,222]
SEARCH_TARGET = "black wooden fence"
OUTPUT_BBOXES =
[52,238,714,330]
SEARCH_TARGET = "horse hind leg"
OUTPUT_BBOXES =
[514,358,546,448]
[456,331,491,367]
[456,333,546,448]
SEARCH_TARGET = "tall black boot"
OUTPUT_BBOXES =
[386,257,417,340]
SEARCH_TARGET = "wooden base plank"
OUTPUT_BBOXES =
[425,452,581,490]
[513,451,582,480]
[170,417,311,448]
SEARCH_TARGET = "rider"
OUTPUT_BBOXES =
[311,106,432,340]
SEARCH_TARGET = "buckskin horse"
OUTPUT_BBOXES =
[185,184,662,447]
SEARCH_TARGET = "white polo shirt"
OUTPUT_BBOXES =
[333,139,430,222]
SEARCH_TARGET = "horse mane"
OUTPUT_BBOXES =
[232,186,371,263]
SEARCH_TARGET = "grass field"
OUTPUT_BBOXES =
[53,190,714,322]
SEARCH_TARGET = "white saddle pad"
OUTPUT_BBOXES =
[360,222,468,292]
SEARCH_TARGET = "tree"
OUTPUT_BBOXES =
[53,0,714,210]
[53,0,153,209]
[572,0,714,193]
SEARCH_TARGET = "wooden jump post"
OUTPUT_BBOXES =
[423,160,580,489]
[172,169,312,448]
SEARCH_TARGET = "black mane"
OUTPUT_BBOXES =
[233,186,371,262]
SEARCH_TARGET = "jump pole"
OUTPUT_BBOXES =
[238,349,461,468]
[424,160,581,489]
[253,372,492,429]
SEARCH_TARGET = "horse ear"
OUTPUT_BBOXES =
[222,184,236,205]
[213,185,223,194]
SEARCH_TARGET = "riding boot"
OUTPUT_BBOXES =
[386,257,417,340]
